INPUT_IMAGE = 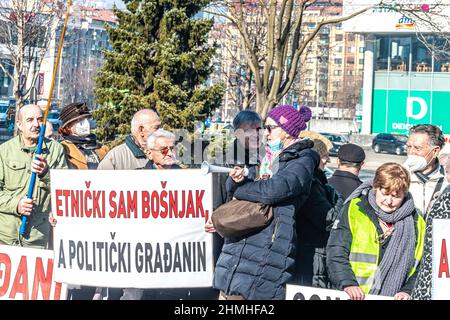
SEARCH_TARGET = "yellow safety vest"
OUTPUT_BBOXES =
[347,197,425,294]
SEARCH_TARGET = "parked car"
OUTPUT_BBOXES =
[372,133,408,155]
[320,132,350,157]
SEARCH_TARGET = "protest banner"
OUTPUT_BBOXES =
[285,284,393,300]
[432,219,450,299]
[51,169,213,289]
[0,245,67,300]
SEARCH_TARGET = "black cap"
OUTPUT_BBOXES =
[338,143,365,163]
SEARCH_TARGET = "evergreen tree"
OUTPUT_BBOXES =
[94,0,224,143]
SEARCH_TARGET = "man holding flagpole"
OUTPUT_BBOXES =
[0,104,67,248]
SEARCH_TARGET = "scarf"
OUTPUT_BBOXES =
[64,134,99,151]
[259,139,299,178]
[346,182,417,296]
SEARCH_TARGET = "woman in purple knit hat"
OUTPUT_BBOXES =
[212,104,320,300]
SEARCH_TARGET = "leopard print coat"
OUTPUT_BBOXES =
[412,185,450,300]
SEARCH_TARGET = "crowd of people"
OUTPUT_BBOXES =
[0,102,449,300]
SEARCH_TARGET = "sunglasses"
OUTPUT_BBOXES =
[263,124,280,132]
[152,146,176,156]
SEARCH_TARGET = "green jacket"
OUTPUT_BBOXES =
[0,135,67,248]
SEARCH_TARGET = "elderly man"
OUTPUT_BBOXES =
[98,109,161,170]
[121,129,183,301]
[96,109,161,300]
[404,124,448,216]
[0,105,67,248]
[328,143,366,200]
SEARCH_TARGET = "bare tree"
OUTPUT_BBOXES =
[208,0,449,118]
[0,0,65,130]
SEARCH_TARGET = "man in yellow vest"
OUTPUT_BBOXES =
[327,163,425,300]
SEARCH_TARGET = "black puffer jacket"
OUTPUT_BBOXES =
[213,140,319,299]
[294,169,343,288]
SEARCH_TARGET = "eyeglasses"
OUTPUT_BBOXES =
[263,124,280,133]
[152,146,175,156]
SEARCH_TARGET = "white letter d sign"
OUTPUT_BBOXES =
[407,97,428,120]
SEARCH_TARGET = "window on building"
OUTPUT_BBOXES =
[336,46,343,53]
[390,36,411,72]
[307,23,316,29]
[348,34,355,41]
[305,79,312,85]
[347,46,355,53]
[411,37,432,72]
[333,81,341,87]
[347,58,355,65]
[335,34,343,41]
[334,58,342,64]
[359,58,364,64]
[335,23,342,30]
[347,70,353,75]
[359,47,365,53]
[334,70,342,76]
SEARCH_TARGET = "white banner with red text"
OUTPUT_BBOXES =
[0,245,67,300]
[285,284,393,300]
[50,169,213,288]
[432,219,450,299]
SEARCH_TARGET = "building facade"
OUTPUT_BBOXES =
[343,0,450,138]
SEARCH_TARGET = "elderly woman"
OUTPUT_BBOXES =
[327,163,425,300]
[211,105,319,300]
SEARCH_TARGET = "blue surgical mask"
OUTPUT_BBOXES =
[267,139,283,153]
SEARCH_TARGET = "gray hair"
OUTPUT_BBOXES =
[147,129,176,149]
[232,110,261,129]
[409,124,445,149]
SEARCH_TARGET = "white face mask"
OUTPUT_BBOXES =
[404,155,428,172]
[404,148,435,172]
[74,118,90,137]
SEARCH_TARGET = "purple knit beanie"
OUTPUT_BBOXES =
[267,104,312,137]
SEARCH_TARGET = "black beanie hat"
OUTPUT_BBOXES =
[59,102,91,128]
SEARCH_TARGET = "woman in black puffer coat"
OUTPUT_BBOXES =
[211,105,319,300]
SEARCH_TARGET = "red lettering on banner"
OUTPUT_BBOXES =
[117,192,128,218]
[31,258,52,300]
[142,191,150,218]
[85,181,91,188]
[161,181,167,189]
[169,191,178,218]
[186,191,195,218]
[109,191,117,218]
[439,239,450,278]
[55,190,63,216]
[128,191,137,219]
[0,253,12,297]
[9,256,28,300]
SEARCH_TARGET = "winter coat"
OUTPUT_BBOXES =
[213,139,319,300]
[326,193,422,294]
[97,135,149,170]
[294,168,343,288]
[61,140,109,169]
[212,139,262,266]
[412,185,450,300]
[0,135,67,248]
[409,164,448,216]
[328,169,363,200]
